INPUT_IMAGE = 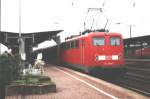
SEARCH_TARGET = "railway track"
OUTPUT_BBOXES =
[114,74,150,96]
[113,59,150,96]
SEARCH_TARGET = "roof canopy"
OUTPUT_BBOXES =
[0,30,63,48]
[124,35,150,45]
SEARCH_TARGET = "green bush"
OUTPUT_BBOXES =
[0,54,13,84]
[0,53,21,83]
[0,53,14,99]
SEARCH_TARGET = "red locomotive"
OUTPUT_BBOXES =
[60,30,125,74]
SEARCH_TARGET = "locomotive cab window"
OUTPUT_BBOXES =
[93,37,105,46]
[110,37,120,46]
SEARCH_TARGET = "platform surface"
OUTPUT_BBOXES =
[6,65,148,99]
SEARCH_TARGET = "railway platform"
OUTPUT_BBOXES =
[6,64,149,99]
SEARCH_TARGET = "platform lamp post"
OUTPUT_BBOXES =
[18,0,26,74]
[19,0,22,55]
[0,0,3,98]
[115,22,135,38]
[127,0,136,38]
[127,24,135,38]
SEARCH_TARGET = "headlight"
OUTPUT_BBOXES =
[112,55,118,60]
[97,55,106,60]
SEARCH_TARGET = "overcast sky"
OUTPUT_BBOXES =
[1,0,150,51]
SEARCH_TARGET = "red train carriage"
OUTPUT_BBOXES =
[60,31,125,74]
[135,47,150,58]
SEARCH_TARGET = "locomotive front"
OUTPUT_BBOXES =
[85,32,125,74]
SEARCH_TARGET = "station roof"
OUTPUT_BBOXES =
[124,35,150,45]
[0,30,63,48]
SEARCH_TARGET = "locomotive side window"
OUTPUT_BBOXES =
[63,40,80,50]
[110,37,120,46]
[71,41,74,48]
[75,40,79,48]
[93,37,105,46]
[65,42,70,49]
[64,43,67,49]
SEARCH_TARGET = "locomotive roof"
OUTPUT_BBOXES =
[65,32,122,42]
[88,32,122,36]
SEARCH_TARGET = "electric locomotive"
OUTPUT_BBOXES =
[61,30,125,74]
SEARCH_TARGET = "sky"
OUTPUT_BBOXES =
[1,0,150,52]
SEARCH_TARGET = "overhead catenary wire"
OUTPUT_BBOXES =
[83,8,103,31]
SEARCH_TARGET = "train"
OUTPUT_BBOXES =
[33,30,126,75]
[134,47,150,58]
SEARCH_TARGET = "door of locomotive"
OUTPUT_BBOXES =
[80,39,86,65]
